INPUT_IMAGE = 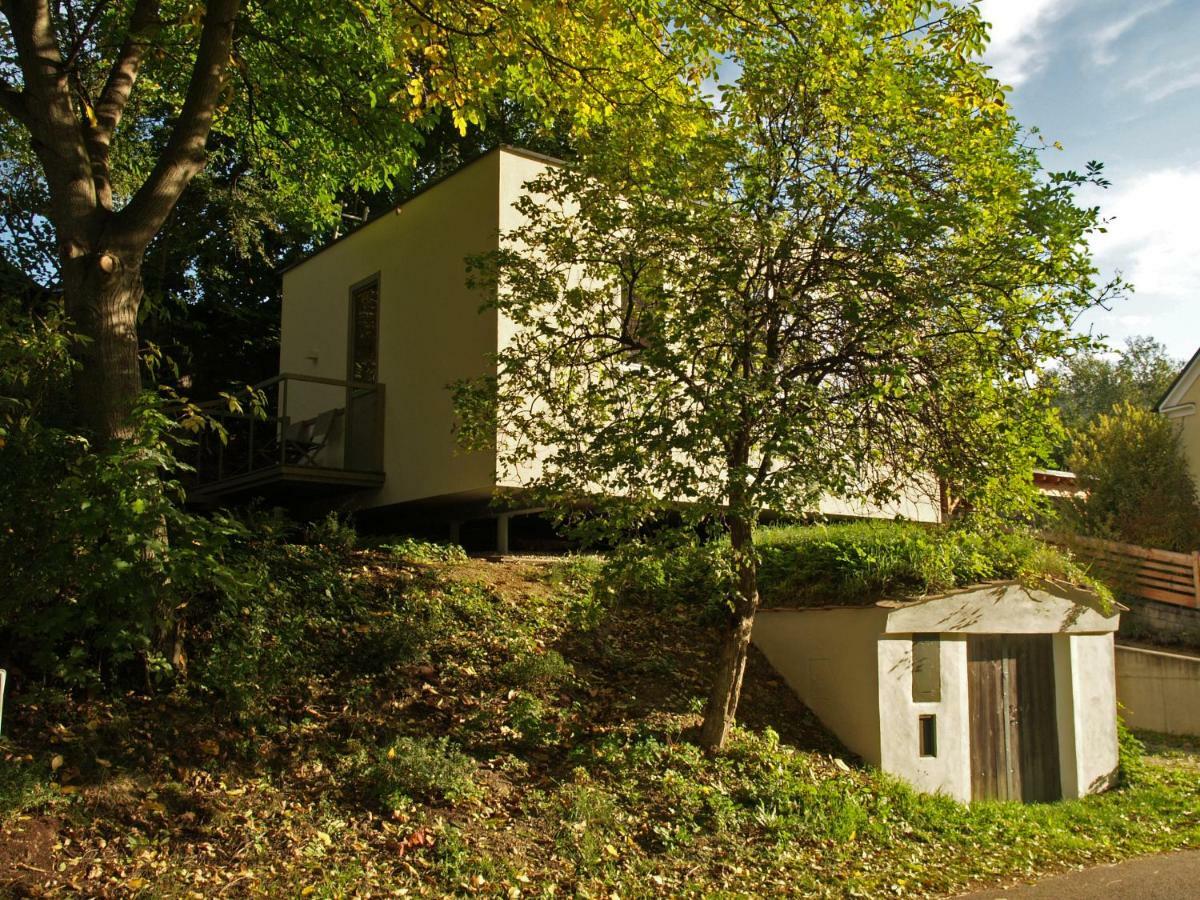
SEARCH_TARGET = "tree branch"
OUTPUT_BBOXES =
[0,77,29,124]
[113,0,240,250]
[87,0,160,209]
[5,0,98,237]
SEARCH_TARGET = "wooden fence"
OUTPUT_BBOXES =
[1048,534,1200,609]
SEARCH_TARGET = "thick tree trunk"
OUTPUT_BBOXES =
[698,510,759,751]
[62,251,145,442]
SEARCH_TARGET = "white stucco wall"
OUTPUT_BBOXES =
[1064,633,1120,796]
[281,153,503,506]
[752,608,887,765]
[883,581,1117,636]
[877,634,972,801]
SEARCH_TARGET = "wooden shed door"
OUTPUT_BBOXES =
[967,635,1061,802]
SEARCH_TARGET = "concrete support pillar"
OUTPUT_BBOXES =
[448,520,461,545]
[496,514,511,555]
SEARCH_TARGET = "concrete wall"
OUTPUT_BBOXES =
[281,153,502,506]
[877,634,972,801]
[752,608,887,765]
[882,581,1117,636]
[1060,633,1120,796]
[1116,644,1200,736]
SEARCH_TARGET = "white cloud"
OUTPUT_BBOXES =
[1080,166,1200,356]
[977,0,1076,86]
[1090,1,1172,66]
[1129,61,1200,102]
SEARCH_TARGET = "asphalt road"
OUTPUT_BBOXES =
[962,850,1200,898]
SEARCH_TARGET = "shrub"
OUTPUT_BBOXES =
[0,298,254,689]
[754,521,1106,607]
[499,648,573,692]
[187,533,356,719]
[360,735,481,811]
[598,535,732,618]
[0,402,246,686]
[373,537,467,563]
[1065,402,1200,551]
[1117,717,1148,787]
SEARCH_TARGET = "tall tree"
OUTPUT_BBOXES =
[1051,336,1181,460]
[455,1,1116,749]
[1066,403,1200,552]
[0,0,703,441]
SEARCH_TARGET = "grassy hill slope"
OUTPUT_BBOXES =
[1,538,1197,897]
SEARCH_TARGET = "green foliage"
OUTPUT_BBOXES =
[0,753,62,822]
[188,537,357,719]
[457,2,1112,539]
[594,522,1109,613]
[754,521,1109,608]
[372,536,468,564]
[303,513,359,553]
[596,537,732,619]
[358,735,481,811]
[1051,336,1181,460]
[1065,402,1200,551]
[1117,718,1148,788]
[0,300,246,686]
[499,649,574,692]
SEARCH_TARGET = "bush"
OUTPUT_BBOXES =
[1064,402,1200,551]
[599,521,1107,613]
[0,299,248,686]
[754,521,1105,607]
[186,531,356,719]
[1117,717,1148,787]
[359,735,481,811]
[597,535,732,618]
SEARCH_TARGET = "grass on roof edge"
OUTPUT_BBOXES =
[751,521,1112,611]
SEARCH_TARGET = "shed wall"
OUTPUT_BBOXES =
[877,634,972,801]
[1065,634,1120,796]
[752,608,886,765]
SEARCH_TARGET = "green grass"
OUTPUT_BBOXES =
[0,537,1193,898]
[756,521,1111,609]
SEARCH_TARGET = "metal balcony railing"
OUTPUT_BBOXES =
[189,373,385,497]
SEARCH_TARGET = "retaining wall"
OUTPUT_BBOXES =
[1115,644,1200,736]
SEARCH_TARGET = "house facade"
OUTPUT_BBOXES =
[192,147,942,540]
[1158,345,1200,491]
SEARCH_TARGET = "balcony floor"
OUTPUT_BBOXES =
[188,464,385,505]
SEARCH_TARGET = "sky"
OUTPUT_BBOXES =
[976,0,1200,362]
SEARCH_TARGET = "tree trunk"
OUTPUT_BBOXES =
[698,510,759,751]
[62,250,145,443]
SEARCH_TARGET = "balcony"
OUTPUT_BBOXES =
[187,373,385,503]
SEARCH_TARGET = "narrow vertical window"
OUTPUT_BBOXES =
[912,634,941,702]
[919,714,938,758]
[350,277,379,384]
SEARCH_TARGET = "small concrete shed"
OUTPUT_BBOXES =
[752,580,1121,803]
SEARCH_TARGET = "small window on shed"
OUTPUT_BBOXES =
[911,634,941,703]
[919,714,938,757]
